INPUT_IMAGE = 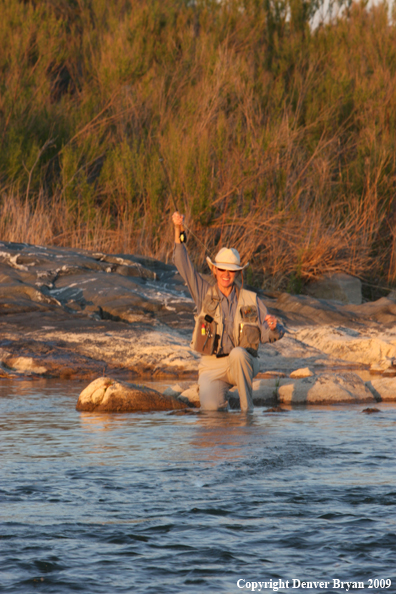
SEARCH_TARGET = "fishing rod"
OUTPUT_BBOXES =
[158,155,213,256]
[158,156,187,244]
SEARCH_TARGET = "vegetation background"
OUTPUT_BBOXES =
[1,0,395,295]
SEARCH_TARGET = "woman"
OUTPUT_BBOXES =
[172,211,284,412]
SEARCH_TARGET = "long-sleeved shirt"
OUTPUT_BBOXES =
[173,243,284,354]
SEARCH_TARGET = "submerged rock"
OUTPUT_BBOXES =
[76,377,189,412]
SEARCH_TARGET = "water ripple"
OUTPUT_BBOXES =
[1,380,396,593]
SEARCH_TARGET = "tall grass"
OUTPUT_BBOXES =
[1,0,396,291]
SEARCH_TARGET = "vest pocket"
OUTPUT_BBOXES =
[239,323,260,357]
[193,316,218,355]
[240,305,258,322]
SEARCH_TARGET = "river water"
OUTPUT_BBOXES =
[1,379,396,594]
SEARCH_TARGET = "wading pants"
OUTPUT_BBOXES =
[198,347,260,412]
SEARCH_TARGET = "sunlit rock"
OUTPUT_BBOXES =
[179,384,200,407]
[2,241,396,383]
[366,378,396,402]
[290,367,313,378]
[278,373,375,405]
[4,356,48,375]
[76,377,190,412]
[370,359,396,374]
[292,326,396,366]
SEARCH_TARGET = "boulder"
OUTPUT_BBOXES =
[304,273,362,305]
[278,372,375,404]
[366,378,396,402]
[76,377,190,412]
[179,384,200,407]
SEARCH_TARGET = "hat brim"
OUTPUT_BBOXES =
[206,256,249,272]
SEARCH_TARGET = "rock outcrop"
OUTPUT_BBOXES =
[76,377,189,412]
[1,240,396,406]
[291,326,396,366]
[304,273,362,305]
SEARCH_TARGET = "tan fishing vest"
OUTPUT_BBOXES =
[191,285,261,357]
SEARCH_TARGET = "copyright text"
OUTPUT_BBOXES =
[236,578,392,591]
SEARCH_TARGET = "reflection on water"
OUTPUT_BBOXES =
[188,412,258,462]
[80,412,127,432]
[1,379,396,594]
[80,409,259,463]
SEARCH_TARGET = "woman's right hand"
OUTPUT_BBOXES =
[172,211,184,228]
[172,211,184,244]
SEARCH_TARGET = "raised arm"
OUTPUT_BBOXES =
[172,211,209,310]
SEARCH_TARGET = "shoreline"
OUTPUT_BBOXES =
[1,241,395,406]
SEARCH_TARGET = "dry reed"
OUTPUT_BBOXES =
[1,0,395,293]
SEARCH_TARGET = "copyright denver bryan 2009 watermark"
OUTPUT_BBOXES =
[236,578,392,591]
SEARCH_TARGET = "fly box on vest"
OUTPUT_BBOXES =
[238,305,260,357]
[192,314,219,355]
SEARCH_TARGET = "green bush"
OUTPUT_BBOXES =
[1,0,396,289]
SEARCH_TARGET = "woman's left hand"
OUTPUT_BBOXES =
[265,314,277,331]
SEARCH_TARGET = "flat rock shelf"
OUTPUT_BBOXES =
[1,241,396,406]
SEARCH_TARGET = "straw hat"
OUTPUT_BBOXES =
[206,248,249,272]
